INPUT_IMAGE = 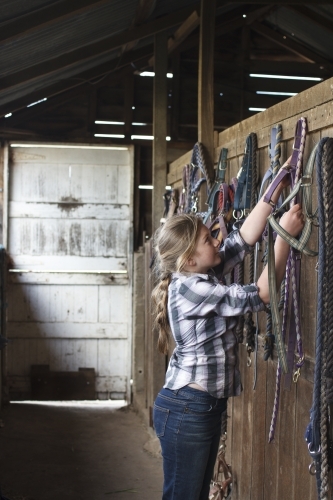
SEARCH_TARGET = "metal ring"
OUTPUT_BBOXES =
[308,442,321,457]
[309,461,317,475]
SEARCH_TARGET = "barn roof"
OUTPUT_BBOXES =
[1,0,333,140]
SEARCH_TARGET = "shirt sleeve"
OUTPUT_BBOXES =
[216,229,254,276]
[178,275,265,318]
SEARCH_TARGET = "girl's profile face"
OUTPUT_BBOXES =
[188,223,221,273]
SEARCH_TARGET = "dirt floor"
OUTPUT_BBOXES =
[0,400,163,500]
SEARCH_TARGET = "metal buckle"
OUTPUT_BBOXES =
[301,175,312,186]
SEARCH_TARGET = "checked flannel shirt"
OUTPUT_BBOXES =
[164,230,266,399]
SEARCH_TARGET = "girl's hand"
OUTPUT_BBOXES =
[279,204,305,237]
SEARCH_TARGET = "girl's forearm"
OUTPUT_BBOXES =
[239,184,284,246]
[256,236,290,304]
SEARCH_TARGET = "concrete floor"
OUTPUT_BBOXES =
[0,400,163,500]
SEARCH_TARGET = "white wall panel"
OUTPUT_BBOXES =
[7,144,133,400]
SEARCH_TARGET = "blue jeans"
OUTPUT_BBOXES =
[153,386,227,500]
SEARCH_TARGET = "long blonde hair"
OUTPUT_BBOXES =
[151,214,201,354]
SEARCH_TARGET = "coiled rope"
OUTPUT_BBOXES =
[306,137,333,499]
[244,133,258,364]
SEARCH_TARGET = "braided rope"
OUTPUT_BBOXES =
[320,141,330,499]
[244,133,258,354]
[264,124,283,360]
[268,118,306,442]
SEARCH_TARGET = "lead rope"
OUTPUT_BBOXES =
[268,117,308,443]
[244,133,258,366]
[306,137,333,499]
[263,124,284,362]
[233,133,257,344]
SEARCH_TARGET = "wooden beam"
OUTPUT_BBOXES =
[171,53,181,141]
[0,0,111,44]
[148,11,200,67]
[251,21,333,71]
[198,0,216,195]
[152,32,168,234]
[151,31,168,402]
[124,74,134,140]
[287,6,333,36]
[0,47,151,118]
[121,0,156,54]
[87,88,97,136]
[0,5,200,94]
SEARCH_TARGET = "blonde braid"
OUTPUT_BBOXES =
[151,214,201,354]
[152,273,172,354]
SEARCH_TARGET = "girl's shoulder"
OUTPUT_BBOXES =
[171,272,216,287]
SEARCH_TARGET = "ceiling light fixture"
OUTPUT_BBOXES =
[139,71,173,78]
[95,120,125,125]
[256,91,298,96]
[131,135,171,141]
[10,144,128,150]
[250,74,322,81]
[27,97,47,107]
[249,107,266,112]
[94,134,125,138]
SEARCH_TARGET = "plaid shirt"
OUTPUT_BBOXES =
[164,230,265,398]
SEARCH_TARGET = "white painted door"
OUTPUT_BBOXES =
[5,143,133,400]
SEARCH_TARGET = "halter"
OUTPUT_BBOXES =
[265,118,318,443]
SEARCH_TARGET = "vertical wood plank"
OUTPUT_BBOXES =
[231,346,246,498]
[264,359,280,500]
[295,377,317,500]
[276,377,296,499]
[251,350,268,500]
[124,74,134,141]
[239,345,254,500]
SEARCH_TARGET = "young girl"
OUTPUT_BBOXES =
[152,163,304,500]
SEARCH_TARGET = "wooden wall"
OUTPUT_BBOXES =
[165,76,333,500]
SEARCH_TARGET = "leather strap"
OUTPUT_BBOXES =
[233,133,255,215]
[203,148,228,224]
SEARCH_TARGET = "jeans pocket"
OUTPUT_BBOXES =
[153,404,169,437]
[185,401,214,414]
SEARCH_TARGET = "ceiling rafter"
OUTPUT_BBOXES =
[148,10,200,67]
[0,46,152,118]
[121,0,156,54]
[0,4,201,95]
[0,0,111,45]
[250,20,333,71]
[287,5,333,35]
[6,65,137,128]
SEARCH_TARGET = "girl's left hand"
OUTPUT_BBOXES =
[279,203,305,237]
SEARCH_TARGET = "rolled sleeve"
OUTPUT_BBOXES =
[220,230,254,275]
[178,276,265,319]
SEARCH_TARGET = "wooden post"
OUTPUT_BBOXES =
[87,88,97,136]
[198,0,216,209]
[171,52,180,142]
[152,31,168,233]
[150,31,168,414]
[124,74,134,141]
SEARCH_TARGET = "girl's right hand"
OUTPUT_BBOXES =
[279,204,305,237]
